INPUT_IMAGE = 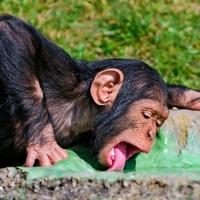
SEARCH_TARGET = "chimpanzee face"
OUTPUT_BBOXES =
[97,99,169,171]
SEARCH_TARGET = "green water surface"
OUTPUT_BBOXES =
[20,129,200,181]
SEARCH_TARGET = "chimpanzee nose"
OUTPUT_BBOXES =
[147,126,157,140]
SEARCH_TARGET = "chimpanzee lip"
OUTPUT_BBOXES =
[105,141,146,170]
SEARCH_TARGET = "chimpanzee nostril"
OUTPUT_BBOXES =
[147,131,153,140]
[147,128,156,140]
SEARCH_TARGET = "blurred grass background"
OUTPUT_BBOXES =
[0,0,199,88]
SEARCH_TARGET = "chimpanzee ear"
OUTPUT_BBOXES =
[90,68,124,107]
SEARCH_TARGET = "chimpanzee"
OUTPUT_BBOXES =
[0,15,199,170]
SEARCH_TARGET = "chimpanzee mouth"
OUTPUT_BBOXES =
[106,142,143,171]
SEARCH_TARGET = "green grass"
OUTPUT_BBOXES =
[0,0,199,88]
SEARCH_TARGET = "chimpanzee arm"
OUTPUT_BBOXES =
[0,15,73,166]
[167,84,200,110]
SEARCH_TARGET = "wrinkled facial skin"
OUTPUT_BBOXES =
[98,99,169,170]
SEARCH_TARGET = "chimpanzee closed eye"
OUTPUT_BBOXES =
[0,14,199,170]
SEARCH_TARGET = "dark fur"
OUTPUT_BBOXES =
[0,14,81,160]
[167,84,200,109]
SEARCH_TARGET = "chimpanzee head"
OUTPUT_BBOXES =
[87,59,169,170]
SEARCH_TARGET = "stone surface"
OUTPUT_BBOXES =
[1,167,200,199]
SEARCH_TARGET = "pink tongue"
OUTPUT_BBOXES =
[107,142,127,171]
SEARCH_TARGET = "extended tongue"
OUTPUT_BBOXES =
[107,142,127,171]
